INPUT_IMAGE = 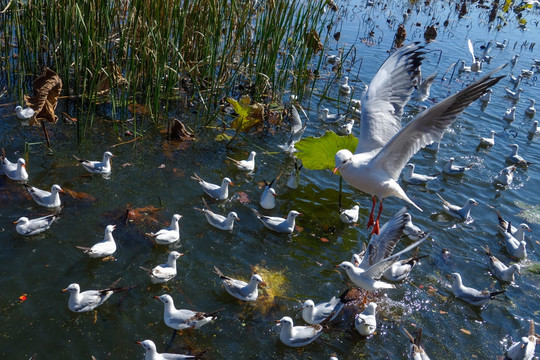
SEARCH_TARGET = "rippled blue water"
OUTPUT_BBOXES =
[1,1,539,359]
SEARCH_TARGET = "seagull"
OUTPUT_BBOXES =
[414,71,437,102]
[24,184,63,208]
[227,151,256,172]
[505,88,524,101]
[458,60,471,74]
[382,253,428,282]
[339,118,355,135]
[62,281,127,313]
[525,99,536,117]
[14,213,59,236]
[528,121,539,136]
[521,68,534,78]
[286,159,303,189]
[260,179,277,210]
[496,210,532,242]
[336,235,428,291]
[155,294,223,330]
[191,173,233,200]
[509,74,522,87]
[436,193,478,220]
[505,320,537,360]
[442,157,473,175]
[193,198,239,231]
[506,144,531,166]
[276,316,323,347]
[494,165,516,186]
[146,214,182,245]
[479,130,496,147]
[403,212,426,240]
[252,209,300,234]
[73,151,115,174]
[300,288,351,325]
[14,105,35,120]
[137,339,202,360]
[402,163,438,185]
[354,302,377,336]
[213,266,265,301]
[467,39,482,72]
[340,76,351,96]
[495,39,508,49]
[404,327,430,360]
[76,225,117,258]
[503,222,528,259]
[1,155,28,182]
[504,107,516,122]
[510,54,519,67]
[479,89,493,103]
[449,272,505,306]
[141,251,183,284]
[327,48,343,65]
[280,105,308,152]
[333,43,504,234]
[340,204,360,224]
[319,108,346,124]
[482,245,520,283]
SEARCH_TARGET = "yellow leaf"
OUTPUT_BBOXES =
[460,328,471,335]
[226,97,263,132]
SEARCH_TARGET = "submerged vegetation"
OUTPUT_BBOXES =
[2,0,335,137]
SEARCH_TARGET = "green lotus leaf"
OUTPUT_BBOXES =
[295,131,358,171]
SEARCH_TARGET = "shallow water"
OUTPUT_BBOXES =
[1,1,540,359]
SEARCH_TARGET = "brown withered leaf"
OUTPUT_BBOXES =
[333,32,341,41]
[394,24,407,48]
[24,68,62,126]
[128,103,150,115]
[424,25,437,43]
[170,118,194,140]
[236,191,250,204]
[96,63,128,96]
[126,204,162,224]
[63,188,97,201]
[305,29,323,54]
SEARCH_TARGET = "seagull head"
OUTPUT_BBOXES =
[173,214,183,222]
[276,316,293,327]
[51,184,64,194]
[351,253,362,266]
[136,340,156,352]
[228,212,240,221]
[155,294,172,304]
[449,273,462,285]
[15,106,22,112]
[301,300,315,310]
[510,264,521,276]
[14,217,29,225]
[17,158,26,167]
[168,251,184,260]
[288,210,301,219]
[223,177,234,186]
[105,224,116,233]
[251,274,265,286]
[62,283,80,293]
[518,223,532,233]
[466,199,478,206]
[334,149,353,174]
[104,151,114,158]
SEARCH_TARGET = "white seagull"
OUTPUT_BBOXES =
[404,327,430,360]
[482,245,520,283]
[504,107,516,122]
[495,39,508,49]
[402,163,438,185]
[479,89,493,103]
[525,99,536,117]
[76,225,117,258]
[340,204,360,224]
[24,184,63,208]
[146,214,182,245]
[260,179,277,209]
[442,157,473,175]
[286,159,303,189]
[137,339,201,360]
[15,105,35,120]
[333,43,504,234]
[73,151,115,174]
[354,302,377,336]
[213,266,265,301]
[502,222,528,259]
[280,105,308,152]
[276,316,323,347]
[505,320,537,360]
[403,212,426,240]
[436,193,478,220]
[319,108,346,124]
[252,209,300,234]
[467,39,482,72]
[141,251,184,284]
[449,272,505,306]
[510,54,519,67]
[383,253,427,282]
[300,288,351,325]
[340,76,351,95]
[228,151,256,172]
[528,121,539,136]
[339,118,355,135]
[1,155,28,181]
[414,71,437,102]
[193,198,239,231]
[494,165,516,187]
[14,213,59,236]
[479,130,496,147]
[505,88,524,101]
[496,210,532,242]
[191,173,233,200]
[506,144,531,166]
[62,282,127,313]
[155,294,223,330]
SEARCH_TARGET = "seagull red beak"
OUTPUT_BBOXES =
[332,167,340,175]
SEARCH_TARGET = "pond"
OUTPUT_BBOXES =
[1,1,540,359]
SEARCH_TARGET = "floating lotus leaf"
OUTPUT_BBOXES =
[295,131,358,171]
[24,68,62,126]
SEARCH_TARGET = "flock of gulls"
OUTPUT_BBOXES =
[2,39,539,359]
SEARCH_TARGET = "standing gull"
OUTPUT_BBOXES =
[191,173,233,200]
[213,266,265,301]
[155,294,223,330]
[146,214,182,245]
[436,193,478,220]
[333,43,504,234]
[448,272,505,306]
[14,214,59,236]
[73,151,115,174]
[24,184,63,208]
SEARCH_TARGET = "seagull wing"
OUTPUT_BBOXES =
[356,43,424,154]
[467,39,476,63]
[368,65,505,180]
